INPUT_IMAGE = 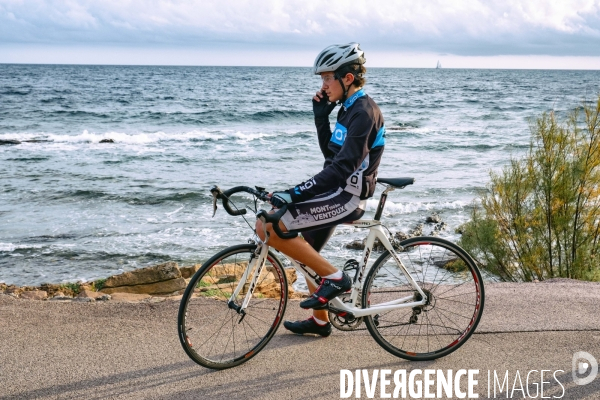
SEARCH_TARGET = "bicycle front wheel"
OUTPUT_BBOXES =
[362,236,484,361]
[178,243,288,369]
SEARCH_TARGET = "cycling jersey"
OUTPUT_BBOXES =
[286,89,385,202]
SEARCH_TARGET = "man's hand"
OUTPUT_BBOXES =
[312,90,336,119]
[269,192,292,208]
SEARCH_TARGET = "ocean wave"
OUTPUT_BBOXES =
[45,189,207,205]
[0,242,44,252]
[0,129,276,145]
[0,89,31,96]
[365,199,467,214]
[249,110,311,121]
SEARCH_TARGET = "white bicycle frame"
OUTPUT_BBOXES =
[228,218,428,318]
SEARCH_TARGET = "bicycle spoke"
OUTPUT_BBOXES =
[178,244,287,369]
[363,237,484,361]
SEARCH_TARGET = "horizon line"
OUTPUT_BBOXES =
[1,62,599,71]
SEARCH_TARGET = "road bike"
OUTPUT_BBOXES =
[178,178,485,369]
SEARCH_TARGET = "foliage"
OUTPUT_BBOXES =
[459,96,600,282]
[92,279,107,292]
[60,282,81,294]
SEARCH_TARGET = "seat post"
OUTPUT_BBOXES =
[374,185,395,221]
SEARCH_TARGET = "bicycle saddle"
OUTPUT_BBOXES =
[376,177,415,189]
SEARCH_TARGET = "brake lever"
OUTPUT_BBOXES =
[258,214,270,244]
[211,191,218,217]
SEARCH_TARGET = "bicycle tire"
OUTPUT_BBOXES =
[362,236,484,361]
[178,243,288,369]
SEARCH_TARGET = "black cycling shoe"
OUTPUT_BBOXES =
[299,272,352,310]
[283,317,332,337]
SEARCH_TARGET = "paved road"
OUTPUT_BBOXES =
[1,280,599,399]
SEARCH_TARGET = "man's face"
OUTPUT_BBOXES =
[320,72,343,103]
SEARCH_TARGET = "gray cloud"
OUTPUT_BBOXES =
[1,0,599,56]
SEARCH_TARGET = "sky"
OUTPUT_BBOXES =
[1,0,599,69]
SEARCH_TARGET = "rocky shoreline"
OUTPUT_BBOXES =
[0,212,449,303]
[0,261,306,303]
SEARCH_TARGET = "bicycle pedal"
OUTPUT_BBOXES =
[343,259,359,272]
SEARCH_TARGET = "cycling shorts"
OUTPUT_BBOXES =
[280,188,365,232]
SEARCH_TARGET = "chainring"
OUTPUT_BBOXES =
[329,294,363,331]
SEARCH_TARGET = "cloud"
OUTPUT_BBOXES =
[0,0,599,56]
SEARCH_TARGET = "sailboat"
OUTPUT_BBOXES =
[436,60,441,69]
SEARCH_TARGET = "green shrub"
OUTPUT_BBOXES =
[60,282,81,294]
[459,96,600,282]
[92,279,107,292]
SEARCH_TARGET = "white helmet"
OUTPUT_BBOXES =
[313,43,366,75]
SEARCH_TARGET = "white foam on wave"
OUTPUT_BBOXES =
[365,199,467,214]
[0,243,15,252]
[0,242,45,252]
[0,129,277,146]
[232,131,272,141]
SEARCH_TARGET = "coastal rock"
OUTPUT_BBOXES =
[109,293,151,302]
[97,294,111,301]
[345,239,365,250]
[39,283,77,298]
[431,222,447,236]
[103,262,181,288]
[426,213,442,224]
[73,297,94,303]
[210,262,247,280]
[256,281,282,298]
[100,277,187,295]
[20,290,48,300]
[394,231,410,242]
[344,238,386,251]
[99,138,114,143]
[77,290,104,300]
[410,224,423,237]
[284,268,297,284]
[49,293,73,301]
[5,285,24,296]
[180,264,201,279]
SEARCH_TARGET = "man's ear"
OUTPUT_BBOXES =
[343,72,355,86]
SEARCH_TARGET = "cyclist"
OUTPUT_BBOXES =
[256,43,386,337]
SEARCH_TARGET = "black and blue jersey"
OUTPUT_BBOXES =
[287,89,385,203]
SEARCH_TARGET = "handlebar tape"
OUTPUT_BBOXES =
[210,185,297,239]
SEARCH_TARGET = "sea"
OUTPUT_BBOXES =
[1,64,599,286]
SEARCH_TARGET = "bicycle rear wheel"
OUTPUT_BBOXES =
[178,243,288,369]
[362,236,484,361]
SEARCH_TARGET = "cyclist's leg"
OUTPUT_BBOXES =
[256,189,364,278]
[256,220,338,277]
[257,189,365,310]
[301,226,336,253]
[302,227,336,322]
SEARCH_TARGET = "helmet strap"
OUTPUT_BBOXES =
[335,73,350,104]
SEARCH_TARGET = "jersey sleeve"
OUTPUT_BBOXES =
[288,110,374,202]
[315,117,334,160]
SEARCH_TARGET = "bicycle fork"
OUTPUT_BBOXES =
[227,241,269,320]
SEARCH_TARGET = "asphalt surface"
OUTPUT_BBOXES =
[1,279,599,399]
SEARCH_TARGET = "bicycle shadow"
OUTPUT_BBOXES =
[0,361,204,400]
[160,359,421,400]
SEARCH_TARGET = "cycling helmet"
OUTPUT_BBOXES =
[313,43,366,75]
[314,43,366,103]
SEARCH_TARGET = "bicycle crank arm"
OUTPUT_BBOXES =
[327,305,355,320]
